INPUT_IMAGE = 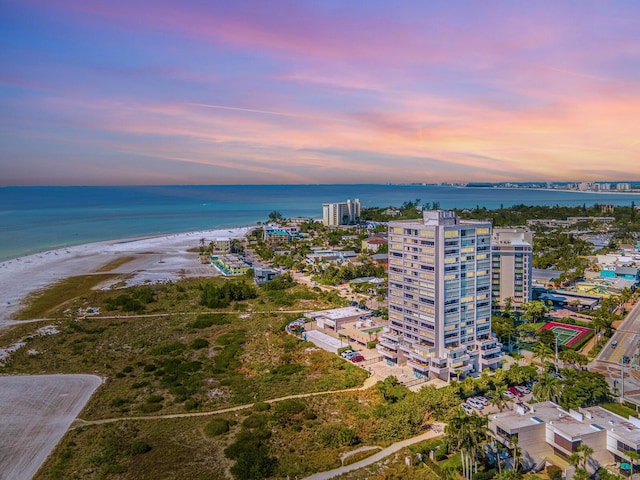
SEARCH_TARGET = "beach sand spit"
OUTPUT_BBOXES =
[0,227,255,328]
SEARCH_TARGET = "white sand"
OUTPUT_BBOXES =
[0,227,256,329]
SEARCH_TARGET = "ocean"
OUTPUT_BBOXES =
[2,184,640,261]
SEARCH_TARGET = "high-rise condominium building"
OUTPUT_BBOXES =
[491,228,533,311]
[322,199,361,226]
[378,210,502,381]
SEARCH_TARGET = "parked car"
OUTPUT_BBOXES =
[461,403,474,415]
[508,387,523,397]
[467,398,484,410]
[503,390,516,399]
[474,396,489,406]
[340,350,356,358]
[515,386,530,395]
[350,355,365,362]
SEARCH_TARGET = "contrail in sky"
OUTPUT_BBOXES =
[187,102,306,118]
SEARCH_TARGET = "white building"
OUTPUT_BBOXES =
[378,210,502,381]
[489,401,640,475]
[491,228,533,311]
[322,199,361,226]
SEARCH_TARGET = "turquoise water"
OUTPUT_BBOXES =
[1,184,640,261]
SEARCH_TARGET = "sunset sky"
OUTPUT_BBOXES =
[2,0,640,185]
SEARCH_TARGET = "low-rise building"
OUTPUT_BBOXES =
[254,267,281,286]
[304,306,371,331]
[488,401,640,475]
[362,236,388,252]
[210,254,251,276]
[263,225,300,245]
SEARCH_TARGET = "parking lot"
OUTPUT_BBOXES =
[0,374,102,480]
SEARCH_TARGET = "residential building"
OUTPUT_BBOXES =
[254,267,281,286]
[362,235,388,252]
[263,225,299,245]
[322,199,361,226]
[491,228,533,311]
[210,254,250,276]
[378,210,501,381]
[210,237,231,253]
[488,401,640,475]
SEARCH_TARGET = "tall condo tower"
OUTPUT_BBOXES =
[322,199,361,226]
[378,210,502,381]
[491,228,533,311]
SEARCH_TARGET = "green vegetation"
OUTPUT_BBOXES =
[15,274,119,320]
[205,418,230,436]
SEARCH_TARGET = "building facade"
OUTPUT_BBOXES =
[322,199,361,226]
[489,401,640,475]
[491,228,533,311]
[378,210,502,381]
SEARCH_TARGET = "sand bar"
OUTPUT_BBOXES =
[0,227,255,328]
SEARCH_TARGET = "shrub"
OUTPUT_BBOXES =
[243,414,268,429]
[316,424,360,447]
[138,403,162,413]
[130,440,152,455]
[205,418,230,436]
[190,313,230,329]
[109,398,129,408]
[253,401,270,412]
[191,338,210,350]
[184,399,199,411]
[149,342,186,356]
[147,395,164,403]
[547,465,562,480]
[366,340,378,349]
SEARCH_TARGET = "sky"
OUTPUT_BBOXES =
[1,1,640,186]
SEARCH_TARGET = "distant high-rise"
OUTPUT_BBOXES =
[491,228,533,311]
[378,210,502,381]
[322,199,360,226]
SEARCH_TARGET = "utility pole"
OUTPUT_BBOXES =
[621,355,629,403]
[621,357,625,401]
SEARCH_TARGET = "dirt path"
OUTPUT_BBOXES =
[74,375,379,427]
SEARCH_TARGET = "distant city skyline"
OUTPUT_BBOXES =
[2,1,640,186]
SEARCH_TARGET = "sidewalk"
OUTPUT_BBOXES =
[302,423,445,480]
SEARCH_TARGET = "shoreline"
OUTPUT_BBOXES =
[0,226,256,329]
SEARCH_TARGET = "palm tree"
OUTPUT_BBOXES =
[488,385,508,412]
[533,342,554,366]
[532,374,562,403]
[446,409,488,479]
[578,444,594,471]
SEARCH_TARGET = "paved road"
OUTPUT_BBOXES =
[596,300,640,365]
[590,300,640,406]
[302,423,445,480]
[0,374,102,480]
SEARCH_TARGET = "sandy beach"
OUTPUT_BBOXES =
[0,226,256,329]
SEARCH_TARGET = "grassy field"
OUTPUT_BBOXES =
[2,273,397,478]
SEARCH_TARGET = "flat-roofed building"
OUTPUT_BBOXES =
[322,199,361,226]
[304,306,371,331]
[379,210,501,381]
[491,228,533,311]
[489,401,640,475]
